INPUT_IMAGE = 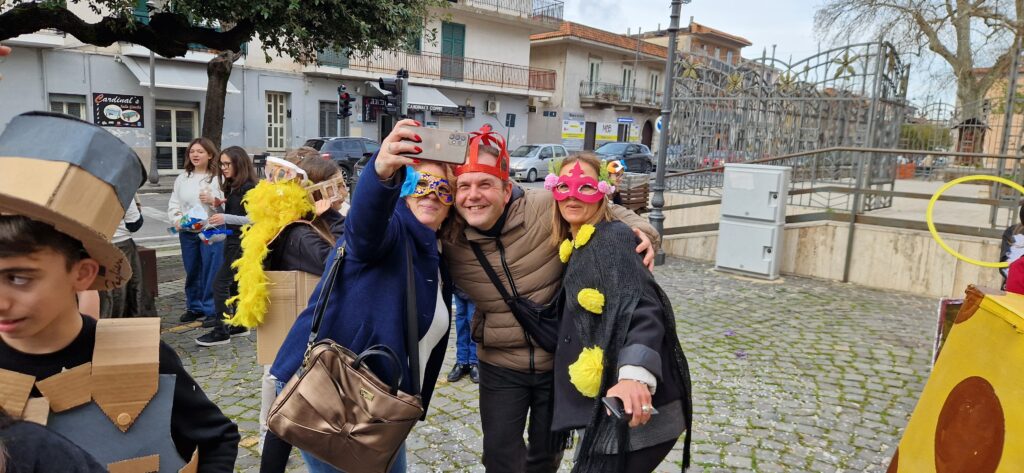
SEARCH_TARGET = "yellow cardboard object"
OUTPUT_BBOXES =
[256,271,321,365]
[890,288,1024,472]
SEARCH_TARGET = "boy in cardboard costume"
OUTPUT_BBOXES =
[0,112,239,472]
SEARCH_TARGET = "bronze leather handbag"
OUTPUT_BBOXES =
[268,243,424,473]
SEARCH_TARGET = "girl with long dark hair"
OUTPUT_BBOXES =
[196,146,259,346]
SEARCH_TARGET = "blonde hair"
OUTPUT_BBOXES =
[550,153,612,247]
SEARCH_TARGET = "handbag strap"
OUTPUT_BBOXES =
[301,238,421,396]
[469,241,518,303]
[306,243,346,350]
[404,241,421,394]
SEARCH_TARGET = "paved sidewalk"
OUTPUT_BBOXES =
[154,256,936,472]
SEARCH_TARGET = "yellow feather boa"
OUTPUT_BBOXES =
[224,180,314,328]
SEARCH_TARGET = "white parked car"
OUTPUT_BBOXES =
[509,144,568,182]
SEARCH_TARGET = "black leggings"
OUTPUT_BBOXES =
[212,238,241,326]
[598,439,676,473]
[259,431,293,473]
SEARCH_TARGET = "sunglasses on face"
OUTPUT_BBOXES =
[409,172,454,205]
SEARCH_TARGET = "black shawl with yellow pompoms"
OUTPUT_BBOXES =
[555,220,692,472]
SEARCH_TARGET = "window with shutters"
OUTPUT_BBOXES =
[266,92,288,151]
[49,94,87,120]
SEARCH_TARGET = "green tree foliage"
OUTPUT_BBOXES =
[900,123,953,150]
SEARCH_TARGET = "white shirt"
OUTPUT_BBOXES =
[416,266,450,383]
[112,198,141,244]
[167,171,222,223]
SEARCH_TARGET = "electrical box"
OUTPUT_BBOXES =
[715,164,791,279]
[720,163,790,222]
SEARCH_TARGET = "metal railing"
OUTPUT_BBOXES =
[658,147,1023,283]
[579,81,662,108]
[318,48,557,91]
[451,0,564,22]
[661,147,1023,227]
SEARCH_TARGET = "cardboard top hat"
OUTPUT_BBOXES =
[0,112,146,290]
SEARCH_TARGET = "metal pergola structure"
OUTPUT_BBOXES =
[661,41,911,212]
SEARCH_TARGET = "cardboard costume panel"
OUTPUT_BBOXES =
[48,374,186,472]
[889,289,1024,472]
[257,271,321,365]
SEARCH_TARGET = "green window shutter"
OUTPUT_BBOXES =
[132,0,149,24]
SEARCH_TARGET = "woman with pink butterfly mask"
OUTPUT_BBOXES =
[545,153,693,473]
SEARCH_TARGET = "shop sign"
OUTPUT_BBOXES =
[93,93,144,128]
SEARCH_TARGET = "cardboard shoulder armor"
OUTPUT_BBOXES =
[0,318,198,473]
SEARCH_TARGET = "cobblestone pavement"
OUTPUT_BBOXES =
[154,256,936,472]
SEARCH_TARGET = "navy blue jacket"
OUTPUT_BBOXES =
[271,155,452,413]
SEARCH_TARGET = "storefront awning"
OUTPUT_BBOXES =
[407,85,459,113]
[120,56,240,94]
[365,82,459,113]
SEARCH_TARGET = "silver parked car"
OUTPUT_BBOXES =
[509,144,568,182]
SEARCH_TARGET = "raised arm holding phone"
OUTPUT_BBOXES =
[269,119,456,473]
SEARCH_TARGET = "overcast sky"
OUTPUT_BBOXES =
[563,0,822,63]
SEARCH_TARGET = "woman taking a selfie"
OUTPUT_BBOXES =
[270,119,453,472]
[545,153,692,473]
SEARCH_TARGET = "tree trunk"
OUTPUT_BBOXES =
[201,50,240,149]
[955,77,988,165]
[956,78,987,121]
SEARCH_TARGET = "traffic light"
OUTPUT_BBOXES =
[378,69,409,119]
[339,92,354,119]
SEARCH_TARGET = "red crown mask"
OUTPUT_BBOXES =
[454,124,509,181]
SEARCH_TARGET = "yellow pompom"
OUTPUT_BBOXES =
[568,346,605,398]
[225,180,315,329]
[577,288,605,315]
[574,224,596,248]
[559,239,573,263]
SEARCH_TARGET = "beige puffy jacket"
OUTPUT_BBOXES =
[444,187,659,373]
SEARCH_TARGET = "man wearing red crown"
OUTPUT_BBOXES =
[443,125,659,472]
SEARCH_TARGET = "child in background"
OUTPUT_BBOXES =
[195,146,259,346]
[168,137,225,325]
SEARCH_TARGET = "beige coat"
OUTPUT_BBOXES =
[444,187,660,373]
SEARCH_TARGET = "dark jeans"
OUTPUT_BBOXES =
[179,232,223,316]
[478,362,563,473]
[453,294,477,365]
[212,239,241,325]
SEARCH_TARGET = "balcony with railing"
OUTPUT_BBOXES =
[579,81,662,109]
[313,48,556,92]
[448,0,564,23]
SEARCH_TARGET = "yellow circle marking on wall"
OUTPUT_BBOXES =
[926,175,1024,269]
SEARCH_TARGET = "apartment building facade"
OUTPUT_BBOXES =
[0,0,561,174]
[639,18,751,67]
[528,22,666,152]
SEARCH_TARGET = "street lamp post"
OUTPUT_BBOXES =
[146,1,159,185]
[649,0,688,266]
